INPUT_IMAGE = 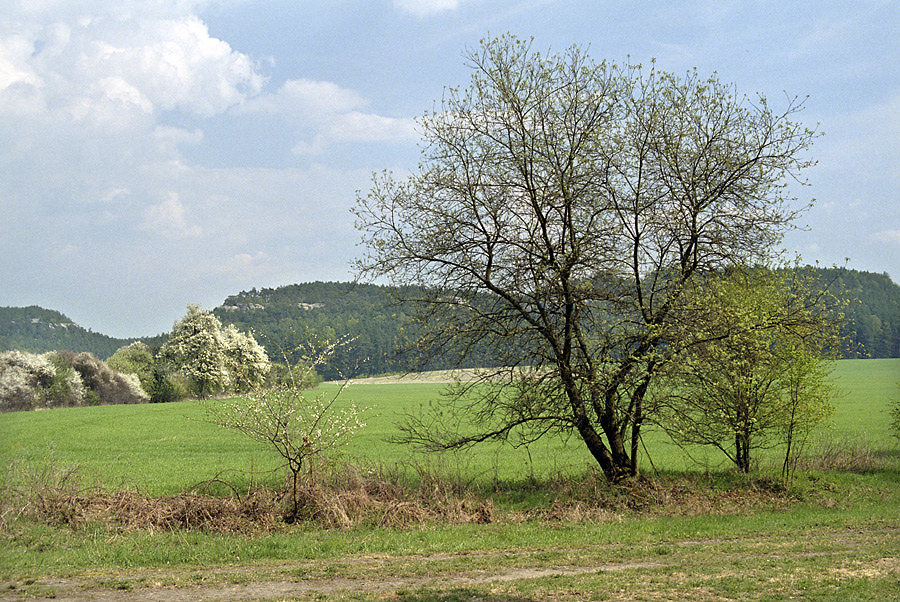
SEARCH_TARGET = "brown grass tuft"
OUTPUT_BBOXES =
[288,462,495,528]
[2,457,807,534]
[794,434,882,473]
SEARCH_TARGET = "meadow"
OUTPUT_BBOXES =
[1,358,898,601]
[2,359,897,495]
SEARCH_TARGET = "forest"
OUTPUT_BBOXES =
[1,268,898,380]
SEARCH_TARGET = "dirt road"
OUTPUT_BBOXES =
[4,525,898,601]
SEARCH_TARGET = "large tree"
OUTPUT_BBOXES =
[353,35,819,481]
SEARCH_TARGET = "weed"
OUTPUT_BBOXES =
[796,434,882,473]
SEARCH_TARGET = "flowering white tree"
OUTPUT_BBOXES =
[160,304,270,398]
[203,337,365,518]
[223,323,270,392]
[107,341,155,390]
[160,305,231,398]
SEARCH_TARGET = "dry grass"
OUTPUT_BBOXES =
[0,456,282,533]
[0,458,496,533]
[0,456,821,535]
[288,462,495,528]
[794,434,883,473]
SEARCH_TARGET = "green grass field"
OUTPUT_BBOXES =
[1,359,898,496]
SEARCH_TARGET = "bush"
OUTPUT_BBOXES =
[266,361,321,389]
[0,350,150,412]
[55,351,149,406]
[45,354,87,408]
[107,342,154,388]
[0,351,86,412]
[204,337,364,519]
[146,368,188,404]
[0,351,60,411]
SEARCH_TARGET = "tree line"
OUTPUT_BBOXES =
[2,267,898,382]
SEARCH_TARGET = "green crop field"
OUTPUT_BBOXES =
[1,358,898,496]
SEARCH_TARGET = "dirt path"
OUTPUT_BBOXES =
[4,526,898,601]
[2,558,659,601]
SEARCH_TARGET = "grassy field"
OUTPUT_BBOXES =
[1,358,898,600]
[2,359,897,495]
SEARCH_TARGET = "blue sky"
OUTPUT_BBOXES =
[1,0,898,338]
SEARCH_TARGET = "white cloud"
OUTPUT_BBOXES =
[153,125,204,154]
[244,78,367,118]
[0,10,266,130]
[141,192,202,238]
[0,34,43,90]
[242,78,419,153]
[871,230,900,244]
[213,251,280,281]
[100,187,130,203]
[394,0,461,17]
[330,111,419,143]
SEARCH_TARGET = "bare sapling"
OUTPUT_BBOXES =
[203,335,366,519]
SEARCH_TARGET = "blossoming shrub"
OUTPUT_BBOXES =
[0,350,148,412]
[1,351,58,411]
[203,337,364,519]
[0,351,84,411]
[55,351,149,406]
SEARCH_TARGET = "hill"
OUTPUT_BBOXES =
[213,282,433,380]
[0,306,131,359]
[0,306,166,360]
[212,270,900,379]
[2,268,899,375]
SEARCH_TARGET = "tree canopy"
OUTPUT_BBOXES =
[354,35,822,481]
[159,305,270,398]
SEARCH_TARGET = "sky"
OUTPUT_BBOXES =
[1,0,898,338]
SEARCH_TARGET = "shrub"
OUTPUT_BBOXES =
[266,361,321,389]
[107,342,154,389]
[0,351,59,411]
[204,337,364,520]
[145,368,188,403]
[44,354,87,408]
[0,351,86,411]
[108,342,189,404]
[55,351,149,406]
[1,350,151,411]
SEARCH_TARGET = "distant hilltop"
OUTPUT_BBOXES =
[2,270,898,375]
[0,306,142,359]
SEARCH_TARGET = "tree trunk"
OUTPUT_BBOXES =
[735,432,751,473]
[573,416,624,482]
